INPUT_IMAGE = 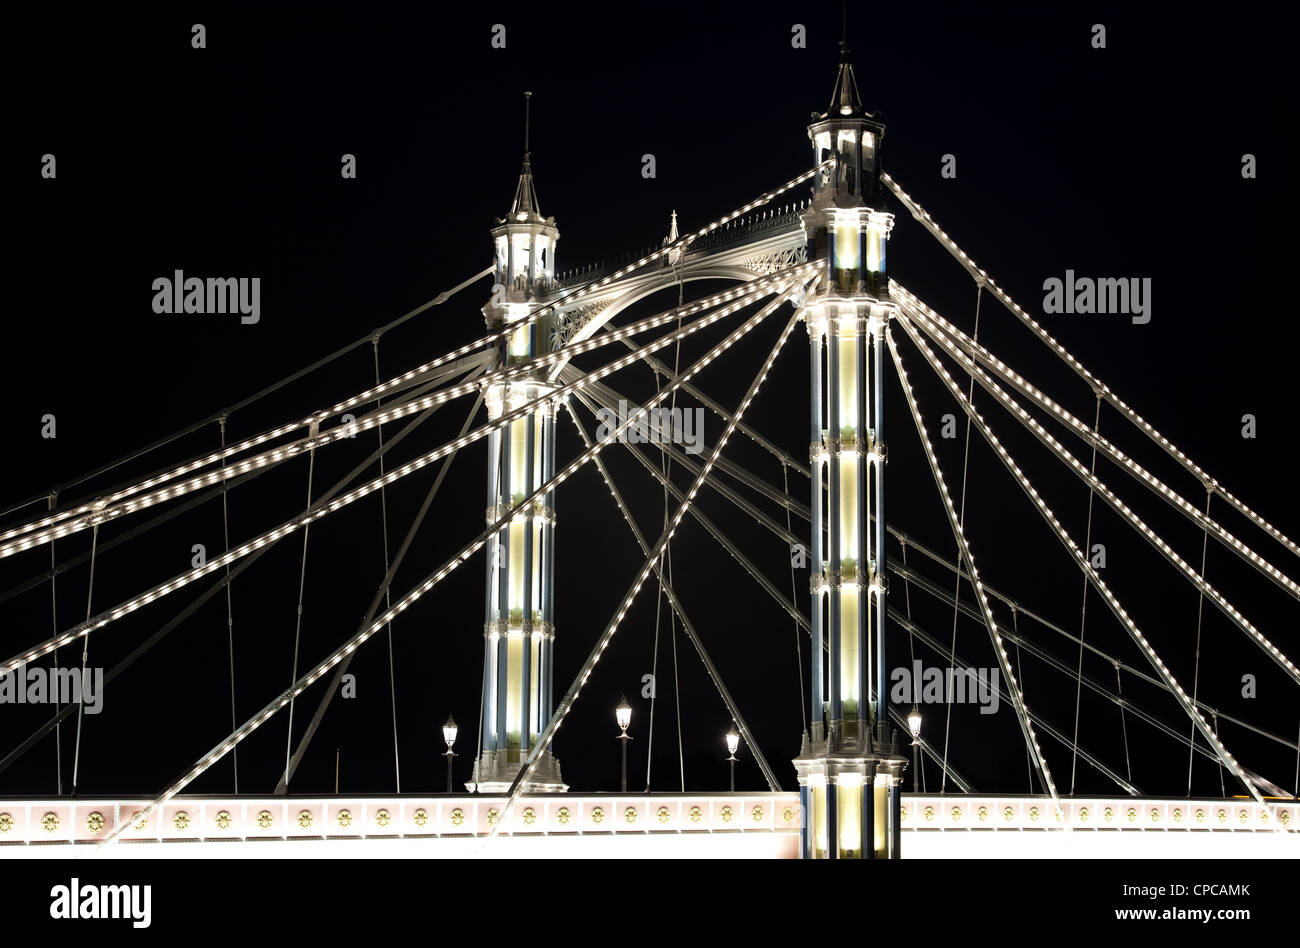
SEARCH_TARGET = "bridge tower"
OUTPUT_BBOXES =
[473,92,566,792]
[793,44,907,857]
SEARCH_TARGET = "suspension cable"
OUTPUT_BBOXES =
[1069,393,1102,795]
[897,289,1300,685]
[888,322,1063,818]
[282,441,317,792]
[373,339,402,793]
[892,282,1300,603]
[7,283,792,676]
[1013,605,1033,793]
[491,292,809,835]
[1187,490,1212,796]
[940,283,982,793]
[882,172,1300,563]
[3,269,494,535]
[901,538,919,791]
[3,274,797,559]
[1115,662,1133,786]
[70,523,99,793]
[894,309,1273,810]
[0,395,449,781]
[219,417,239,793]
[48,493,62,795]
[667,258,687,791]
[783,461,807,733]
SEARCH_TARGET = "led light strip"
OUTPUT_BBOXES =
[898,295,1300,685]
[563,399,783,792]
[0,354,490,548]
[0,270,810,561]
[893,313,1282,822]
[489,281,816,841]
[891,282,1300,604]
[539,159,830,313]
[99,277,811,849]
[5,166,830,551]
[4,279,805,673]
[880,172,1300,564]
[886,323,1065,824]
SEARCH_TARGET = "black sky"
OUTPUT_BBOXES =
[3,2,1296,803]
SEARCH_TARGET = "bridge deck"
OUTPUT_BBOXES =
[1,794,1294,857]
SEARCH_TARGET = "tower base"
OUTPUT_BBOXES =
[467,748,568,793]
[793,720,907,859]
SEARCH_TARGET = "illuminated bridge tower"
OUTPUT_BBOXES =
[473,93,566,792]
[793,47,907,857]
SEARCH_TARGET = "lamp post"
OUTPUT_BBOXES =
[907,706,922,793]
[616,695,632,792]
[442,714,458,793]
[725,727,741,792]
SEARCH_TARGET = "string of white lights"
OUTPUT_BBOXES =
[892,312,1282,820]
[540,159,831,312]
[898,295,1300,685]
[101,274,809,850]
[4,163,829,551]
[489,284,813,840]
[567,385,976,794]
[3,280,803,673]
[886,322,1065,823]
[0,352,489,549]
[611,340,812,479]
[562,399,783,791]
[568,385,808,631]
[0,270,808,561]
[890,555,1268,774]
[565,373,803,545]
[891,282,1300,604]
[880,173,1300,565]
[889,519,1300,755]
[889,605,1140,795]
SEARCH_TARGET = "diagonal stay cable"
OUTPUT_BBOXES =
[882,172,1300,565]
[892,282,1300,603]
[275,382,487,792]
[0,391,452,778]
[888,320,1065,822]
[893,310,1281,817]
[6,281,792,673]
[489,288,809,838]
[900,294,1300,686]
[102,274,796,847]
[563,401,782,790]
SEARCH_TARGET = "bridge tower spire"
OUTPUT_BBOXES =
[474,91,566,792]
[793,39,907,857]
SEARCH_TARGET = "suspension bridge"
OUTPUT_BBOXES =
[1,41,1297,859]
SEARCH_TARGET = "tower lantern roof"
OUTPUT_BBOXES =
[502,91,553,227]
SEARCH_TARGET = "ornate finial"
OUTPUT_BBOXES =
[509,92,543,218]
[523,91,532,157]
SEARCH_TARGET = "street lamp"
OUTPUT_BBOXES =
[443,714,458,793]
[907,706,922,793]
[725,727,741,792]
[616,695,632,792]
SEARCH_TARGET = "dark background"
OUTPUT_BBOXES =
[3,1,1295,803]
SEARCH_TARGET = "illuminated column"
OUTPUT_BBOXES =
[793,44,906,858]
[472,98,566,792]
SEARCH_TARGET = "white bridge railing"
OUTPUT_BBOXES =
[1,793,1294,851]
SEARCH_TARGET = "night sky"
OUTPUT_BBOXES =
[4,2,1295,805]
